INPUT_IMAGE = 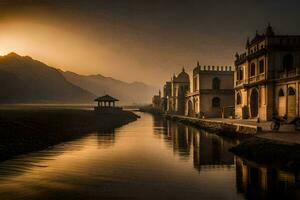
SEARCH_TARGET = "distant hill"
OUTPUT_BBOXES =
[0,53,95,103]
[62,71,158,105]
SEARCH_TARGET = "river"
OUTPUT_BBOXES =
[0,112,298,199]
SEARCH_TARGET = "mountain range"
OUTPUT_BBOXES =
[0,53,157,104]
[62,71,158,105]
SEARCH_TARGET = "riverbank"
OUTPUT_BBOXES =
[162,113,300,169]
[0,109,139,161]
[165,114,260,138]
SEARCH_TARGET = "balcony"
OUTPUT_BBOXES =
[235,73,265,87]
[249,73,265,84]
[235,79,246,86]
[278,68,300,79]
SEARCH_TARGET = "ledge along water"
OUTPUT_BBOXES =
[164,113,300,172]
[0,112,299,199]
[165,114,261,138]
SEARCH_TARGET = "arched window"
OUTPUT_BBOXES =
[237,67,244,80]
[278,89,284,96]
[283,54,294,71]
[288,87,296,96]
[212,77,221,90]
[212,97,221,107]
[237,92,242,105]
[250,63,256,76]
[259,60,264,74]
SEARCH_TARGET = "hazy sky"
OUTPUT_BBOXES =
[0,0,300,85]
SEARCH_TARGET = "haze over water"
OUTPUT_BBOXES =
[0,113,297,199]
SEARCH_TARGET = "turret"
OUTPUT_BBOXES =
[265,23,275,36]
[246,37,250,48]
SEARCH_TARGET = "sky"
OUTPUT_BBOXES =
[0,0,300,85]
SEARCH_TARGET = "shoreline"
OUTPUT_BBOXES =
[142,111,300,169]
[0,109,139,162]
[164,114,258,139]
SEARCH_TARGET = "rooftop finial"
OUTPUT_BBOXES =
[182,67,185,72]
[235,52,239,59]
[246,37,250,48]
[266,22,275,36]
[197,61,200,67]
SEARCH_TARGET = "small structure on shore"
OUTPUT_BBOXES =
[94,95,122,113]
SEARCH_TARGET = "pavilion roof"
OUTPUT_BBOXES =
[94,95,119,102]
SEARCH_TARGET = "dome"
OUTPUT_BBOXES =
[174,68,190,83]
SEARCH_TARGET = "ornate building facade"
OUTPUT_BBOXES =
[234,24,300,121]
[166,68,190,115]
[186,62,234,118]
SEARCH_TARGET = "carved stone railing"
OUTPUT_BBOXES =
[235,80,245,86]
[236,73,265,87]
[249,73,265,84]
[278,69,298,79]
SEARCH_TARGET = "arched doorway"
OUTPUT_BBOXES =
[250,89,259,118]
[278,89,286,116]
[287,87,296,117]
[187,100,194,117]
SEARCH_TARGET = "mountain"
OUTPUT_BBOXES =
[62,71,158,105]
[0,53,95,103]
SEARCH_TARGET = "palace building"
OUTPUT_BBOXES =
[234,24,300,121]
[166,68,190,115]
[186,62,234,118]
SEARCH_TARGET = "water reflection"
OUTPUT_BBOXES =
[236,157,300,199]
[153,115,236,171]
[153,115,300,199]
[96,129,116,148]
[0,113,299,199]
[0,135,88,179]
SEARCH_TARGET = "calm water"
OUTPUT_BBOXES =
[0,113,299,200]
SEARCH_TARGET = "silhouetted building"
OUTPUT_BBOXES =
[234,24,300,120]
[163,81,171,111]
[152,90,162,110]
[94,94,121,113]
[186,62,234,118]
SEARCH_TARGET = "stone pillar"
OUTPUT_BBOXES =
[297,81,299,117]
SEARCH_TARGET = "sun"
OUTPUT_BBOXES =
[0,48,8,56]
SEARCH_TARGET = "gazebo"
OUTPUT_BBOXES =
[94,95,121,112]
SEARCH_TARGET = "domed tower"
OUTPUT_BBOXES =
[170,67,190,115]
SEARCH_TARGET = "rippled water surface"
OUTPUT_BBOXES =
[0,113,299,199]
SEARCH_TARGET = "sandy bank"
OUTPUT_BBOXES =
[0,109,139,161]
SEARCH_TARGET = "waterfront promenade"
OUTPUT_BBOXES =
[214,118,300,144]
[166,114,300,145]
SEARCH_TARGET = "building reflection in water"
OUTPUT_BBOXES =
[153,115,237,171]
[96,129,116,148]
[153,115,300,199]
[236,157,300,199]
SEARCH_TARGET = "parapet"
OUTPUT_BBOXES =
[193,65,233,74]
